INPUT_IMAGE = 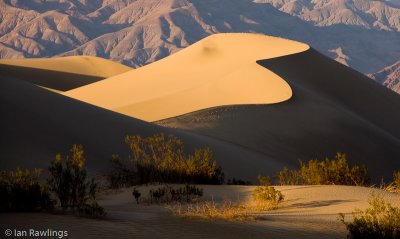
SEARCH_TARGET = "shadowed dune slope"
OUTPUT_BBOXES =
[158,48,400,181]
[0,64,104,91]
[0,56,132,91]
[0,76,286,181]
[64,33,309,121]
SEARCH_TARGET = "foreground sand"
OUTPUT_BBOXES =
[64,33,309,121]
[2,185,398,239]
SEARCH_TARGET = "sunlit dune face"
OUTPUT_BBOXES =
[63,33,310,121]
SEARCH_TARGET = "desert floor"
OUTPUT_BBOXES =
[1,185,399,239]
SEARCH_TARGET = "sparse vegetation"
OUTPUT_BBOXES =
[252,186,284,210]
[276,167,302,185]
[382,171,400,193]
[107,133,224,188]
[276,152,370,186]
[170,186,284,221]
[148,184,203,204]
[132,188,141,204]
[257,175,271,186]
[339,193,400,239]
[107,154,137,189]
[48,144,104,217]
[171,200,253,221]
[394,171,400,192]
[0,145,104,217]
[0,168,54,212]
[226,177,252,185]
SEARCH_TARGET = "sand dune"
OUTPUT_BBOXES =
[0,56,131,78]
[0,56,132,91]
[2,185,398,239]
[64,33,309,121]
[0,76,286,180]
[159,49,400,181]
[1,33,398,182]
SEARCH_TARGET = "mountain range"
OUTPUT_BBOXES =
[1,0,400,74]
[368,60,400,94]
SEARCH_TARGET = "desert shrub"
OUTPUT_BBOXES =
[78,201,105,218]
[148,184,203,204]
[276,153,370,186]
[300,153,370,186]
[107,154,138,189]
[108,133,224,187]
[170,184,203,203]
[384,171,400,193]
[132,188,141,204]
[227,178,252,185]
[276,167,302,185]
[394,171,400,192]
[339,193,400,239]
[257,175,271,186]
[48,144,104,217]
[149,187,167,203]
[171,186,284,221]
[171,200,253,221]
[252,186,284,210]
[0,168,54,212]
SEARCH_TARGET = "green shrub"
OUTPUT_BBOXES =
[0,168,54,212]
[276,167,302,185]
[339,194,400,239]
[108,133,224,187]
[48,145,104,217]
[276,153,370,186]
[257,175,271,186]
[394,171,400,192]
[170,186,283,221]
[252,186,284,210]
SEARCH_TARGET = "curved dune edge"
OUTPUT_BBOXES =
[64,33,310,122]
[0,56,132,78]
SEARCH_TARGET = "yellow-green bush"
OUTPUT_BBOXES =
[0,168,54,212]
[276,153,370,186]
[257,175,271,186]
[252,186,284,210]
[339,194,400,239]
[171,186,284,221]
[276,167,302,185]
[394,171,400,192]
[48,145,104,217]
[109,133,224,187]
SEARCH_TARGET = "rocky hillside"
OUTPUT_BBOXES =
[1,0,400,74]
[369,60,400,94]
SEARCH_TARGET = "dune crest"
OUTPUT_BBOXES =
[64,33,309,121]
[0,56,132,78]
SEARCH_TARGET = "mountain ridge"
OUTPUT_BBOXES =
[369,60,400,94]
[1,0,400,74]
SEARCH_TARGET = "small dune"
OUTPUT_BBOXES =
[0,56,132,78]
[0,56,132,91]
